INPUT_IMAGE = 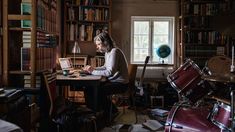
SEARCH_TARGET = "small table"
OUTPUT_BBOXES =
[202,73,235,131]
[56,72,103,111]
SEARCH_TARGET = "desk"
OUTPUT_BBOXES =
[56,73,103,112]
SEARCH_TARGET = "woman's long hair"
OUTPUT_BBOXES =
[94,32,115,52]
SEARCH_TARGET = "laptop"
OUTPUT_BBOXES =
[58,58,75,74]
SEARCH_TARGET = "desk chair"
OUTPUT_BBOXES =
[42,70,68,131]
[109,64,138,123]
[116,64,138,112]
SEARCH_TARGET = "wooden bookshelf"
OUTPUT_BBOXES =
[179,0,235,68]
[0,0,2,86]
[2,0,60,87]
[63,0,111,57]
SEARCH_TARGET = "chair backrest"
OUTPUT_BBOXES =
[42,70,57,117]
[139,56,150,87]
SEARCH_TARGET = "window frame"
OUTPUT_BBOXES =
[130,16,175,65]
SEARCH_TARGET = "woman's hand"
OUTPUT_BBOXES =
[83,65,94,73]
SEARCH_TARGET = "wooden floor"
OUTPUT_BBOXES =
[101,107,165,132]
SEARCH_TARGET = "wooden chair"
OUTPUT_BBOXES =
[42,70,70,132]
[108,64,138,124]
[115,64,138,112]
[42,70,58,117]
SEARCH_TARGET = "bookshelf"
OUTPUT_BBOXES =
[0,0,2,85]
[179,0,234,68]
[63,0,111,59]
[90,55,105,67]
[2,0,60,87]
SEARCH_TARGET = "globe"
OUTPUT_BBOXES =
[156,45,171,58]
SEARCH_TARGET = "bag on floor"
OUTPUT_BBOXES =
[54,106,97,132]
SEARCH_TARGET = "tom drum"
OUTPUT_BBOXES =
[167,59,211,103]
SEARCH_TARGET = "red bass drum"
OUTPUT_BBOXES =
[165,103,220,132]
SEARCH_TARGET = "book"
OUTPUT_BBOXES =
[150,108,169,117]
[21,47,30,71]
[142,120,163,131]
[21,2,31,15]
[21,2,32,28]
[119,124,133,132]
[21,20,32,28]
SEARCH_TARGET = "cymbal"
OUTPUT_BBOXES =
[202,73,235,83]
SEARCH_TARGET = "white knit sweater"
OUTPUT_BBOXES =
[91,48,129,84]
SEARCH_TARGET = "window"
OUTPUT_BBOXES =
[131,16,175,64]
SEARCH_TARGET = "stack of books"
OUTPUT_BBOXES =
[150,108,169,117]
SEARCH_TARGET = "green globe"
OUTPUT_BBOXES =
[156,45,171,58]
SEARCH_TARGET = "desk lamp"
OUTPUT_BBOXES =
[72,41,80,68]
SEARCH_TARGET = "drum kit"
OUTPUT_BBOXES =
[165,56,235,132]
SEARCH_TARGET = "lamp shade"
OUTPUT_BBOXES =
[72,41,81,54]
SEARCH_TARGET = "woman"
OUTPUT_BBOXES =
[83,32,129,120]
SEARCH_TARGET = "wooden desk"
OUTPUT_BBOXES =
[56,73,103,112]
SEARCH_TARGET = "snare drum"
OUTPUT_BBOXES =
[167,59,211,103]
[165,103,220,132]
[208,102,231,131]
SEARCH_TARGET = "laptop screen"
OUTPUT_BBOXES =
[59,58,73,70]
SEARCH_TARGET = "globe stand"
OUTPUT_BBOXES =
[159,58,165,64]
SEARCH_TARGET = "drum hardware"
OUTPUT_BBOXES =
[166,102,184,132]
[183,63,191,71]
[208,102,232,131]
[230,90,235,131]
[202,66,212,76]
[197,80,204,86]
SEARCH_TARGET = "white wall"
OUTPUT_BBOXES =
[111,0,178,79]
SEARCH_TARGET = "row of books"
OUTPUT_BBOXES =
[67,6,109,22]
[184,16,210,28]
[79,0,110,6]
[185,46,219,57]
[68,90,85,104]
[22,0,57,7]
[184,2,231,16]
[22,31,57,48]
[90,56,105,67]
[21,0,57,33]
[37,32,57,47]
[23,75,41,88]
[79,7,109,21]
[68,24,79,41]
[21,47,57,71]
[184,31,232,45]
[67,23,108,41]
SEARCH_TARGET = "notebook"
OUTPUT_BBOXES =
[58,58,75,74]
